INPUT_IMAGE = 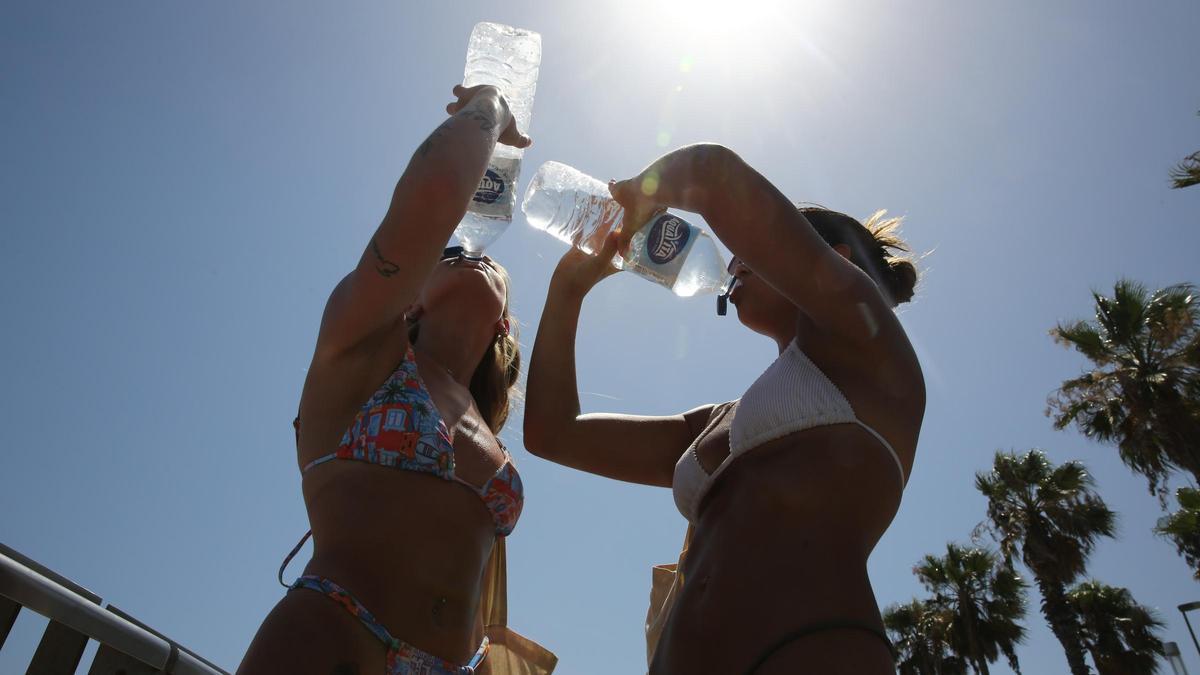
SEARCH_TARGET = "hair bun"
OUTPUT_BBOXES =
[888,259,917,304]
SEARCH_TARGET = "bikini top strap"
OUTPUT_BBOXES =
[278,529,313,588]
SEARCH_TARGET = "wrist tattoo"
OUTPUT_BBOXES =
[370,238,400,278]
[457,108,497,133]
[416,105,499,157]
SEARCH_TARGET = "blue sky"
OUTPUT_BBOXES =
[2,1,1199,673]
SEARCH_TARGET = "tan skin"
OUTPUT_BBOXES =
[524,144,924,674]
[238,85,529,675]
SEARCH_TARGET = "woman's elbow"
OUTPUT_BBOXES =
[678,144,746,211]
[523,414,579,461]
[522,417,554,459]
[688,143,741,176]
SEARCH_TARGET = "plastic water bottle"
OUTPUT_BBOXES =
[522,161,730,297]
[452,22,541,258]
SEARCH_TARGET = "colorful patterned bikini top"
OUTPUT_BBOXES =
[297,347,523,536]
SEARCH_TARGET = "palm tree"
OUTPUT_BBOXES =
[1048,280,1200,500]
[884,598,968,675]
[1067,580,1165,675]
[975,450,1117,675]
[1155,486,1200,580]
[1171,111,1200,188]
[914,543,1028,674]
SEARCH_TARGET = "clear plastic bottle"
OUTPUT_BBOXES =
[452,22,541,258]
[522,161,730,297]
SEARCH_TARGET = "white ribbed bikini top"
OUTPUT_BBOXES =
[672,340,908,524]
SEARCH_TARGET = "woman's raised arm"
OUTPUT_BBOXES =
[610,144,896,345]
[316,85,530,360]
[524,235,712,487]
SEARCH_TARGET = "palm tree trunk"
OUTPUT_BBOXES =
[1037,577,1092,675]
[964,602,990,675]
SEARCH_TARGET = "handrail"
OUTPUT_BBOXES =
[0,545,228,674]
[0,541,100,604]
[108,603,230,675]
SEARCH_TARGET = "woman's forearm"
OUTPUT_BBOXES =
[376,91,510,249]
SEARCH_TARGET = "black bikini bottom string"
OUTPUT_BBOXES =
[744,620,896,674]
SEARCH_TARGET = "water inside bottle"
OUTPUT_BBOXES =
[453,22,541,257]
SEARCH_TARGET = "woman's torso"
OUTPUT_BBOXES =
[293,326,520,664]
[653,330,922,673]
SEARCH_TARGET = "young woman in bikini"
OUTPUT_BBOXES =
[240,84,530,675]
[525,143,923,674]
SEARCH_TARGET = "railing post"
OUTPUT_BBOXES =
[0,595,20,648]
[87,643,160,675]
[27,620,92,674]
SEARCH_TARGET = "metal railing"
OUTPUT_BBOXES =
[0,542,229,674]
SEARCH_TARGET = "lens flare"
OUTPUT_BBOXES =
[641,172,661,196]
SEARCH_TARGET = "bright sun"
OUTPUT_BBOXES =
[625,0,839,82]
[618,0,840,148]
[648,0,783,41]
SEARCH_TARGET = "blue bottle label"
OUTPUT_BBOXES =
[474,169,506,204]
[628,212,698,289]
[646,214,692,263]
[468,156,520,219]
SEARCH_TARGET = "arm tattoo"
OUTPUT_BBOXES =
[416,105,501,157]
[416,118,455,158]
[370,238,400,278]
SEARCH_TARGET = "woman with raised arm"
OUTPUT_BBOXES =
[524,143,923,674]
[240,85,552,675]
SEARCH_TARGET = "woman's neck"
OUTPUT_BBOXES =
[411,319,489,387]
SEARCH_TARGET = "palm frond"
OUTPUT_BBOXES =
[1155,487,1200,579]
[1171,150,1200,189]
[1048,279,1200,496]
[1069,580,1165,674]
[1051,321,1110,363]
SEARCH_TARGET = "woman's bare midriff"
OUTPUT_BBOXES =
[652,426,904,674]
[283,461,498,665]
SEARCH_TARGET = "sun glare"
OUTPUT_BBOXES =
[639,0,819,53]
[623,0,840,89]
[653,0,771,39]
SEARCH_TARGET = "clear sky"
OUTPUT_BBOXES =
[2,1,1199,673]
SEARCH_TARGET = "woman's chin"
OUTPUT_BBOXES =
[732,303,762,332]
[734,304,787,339]
[429,275,501,306]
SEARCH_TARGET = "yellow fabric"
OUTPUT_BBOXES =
[644,526,693,667]
[479,538,558,675]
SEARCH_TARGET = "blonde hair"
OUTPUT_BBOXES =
[800,206,918,305]
[409,261,521,434]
